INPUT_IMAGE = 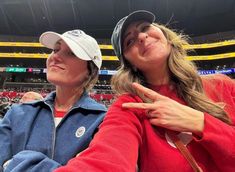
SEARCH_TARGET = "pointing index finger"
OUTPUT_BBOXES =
[122,102,156,110]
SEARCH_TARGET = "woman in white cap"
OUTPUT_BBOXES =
[55,10,235,172]
[0,29,106,172]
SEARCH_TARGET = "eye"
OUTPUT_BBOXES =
[141,25,151,32]
[124,37,135,50]
[67,51,76,56]
[127,38,135,47]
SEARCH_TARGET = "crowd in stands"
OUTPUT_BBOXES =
[0,83,115,119]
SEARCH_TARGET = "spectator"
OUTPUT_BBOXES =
[0,29,106,172]
[19,91,43,103]
[0,103,11,119]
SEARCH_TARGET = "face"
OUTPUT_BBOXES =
[46,40,89,87]
[123,21,172,72]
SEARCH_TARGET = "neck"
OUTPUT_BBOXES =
[55,86,84,111]
[144,63,171,85]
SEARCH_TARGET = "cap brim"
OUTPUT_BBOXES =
[122,10,155,36]
[39,31,62,49]
[120,10,155,54]
[39,31,92,61]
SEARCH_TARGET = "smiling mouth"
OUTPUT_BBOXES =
[143,42,156,55]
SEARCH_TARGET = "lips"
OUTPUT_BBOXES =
[49,64,65,70]
[143,42,156,55]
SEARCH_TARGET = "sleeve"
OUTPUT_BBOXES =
[195,74,235,172]
[0,107,62,172]
[194,114,235,172]
[3,150,61,172]
[0,107,14,172]
[54,95,144,172]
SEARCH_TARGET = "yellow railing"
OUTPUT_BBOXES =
[184,40,235,49]
[1,39,235,60]
[0,42,115,49]
[1,52,235,61]
[0,39,235,49]
[0,53,119,60]
[186,52,235,60]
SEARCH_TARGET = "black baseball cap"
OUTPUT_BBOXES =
[111,10,155,63]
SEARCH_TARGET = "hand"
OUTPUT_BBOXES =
[122,83,204,136]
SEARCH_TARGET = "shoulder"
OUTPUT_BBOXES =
[202,74,235,90]
[112,93,143,106]
[9,103,32,112]
[79,94,107,112]
[3,103,41,123]
[7,102,43,114]
[201,74,235,101]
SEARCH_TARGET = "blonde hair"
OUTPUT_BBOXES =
[83,61,99,92]
[111,23,231,124]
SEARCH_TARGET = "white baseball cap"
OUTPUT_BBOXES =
[39,29,102,69]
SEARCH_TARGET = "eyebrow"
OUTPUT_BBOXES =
[123,21,148,39]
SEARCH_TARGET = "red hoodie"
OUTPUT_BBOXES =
[55,74,235,172]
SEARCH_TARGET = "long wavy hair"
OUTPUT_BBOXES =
[111,23,231,124]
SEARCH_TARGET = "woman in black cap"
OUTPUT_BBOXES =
[55,10,235,172]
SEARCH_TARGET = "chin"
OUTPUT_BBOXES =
[47,76,63,86]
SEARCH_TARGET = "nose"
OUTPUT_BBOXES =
[137,32,148,44]
[49,51,63,62]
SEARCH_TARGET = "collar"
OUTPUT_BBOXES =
[44,91,107,112]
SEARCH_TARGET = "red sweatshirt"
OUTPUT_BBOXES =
[55,74,235,172]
